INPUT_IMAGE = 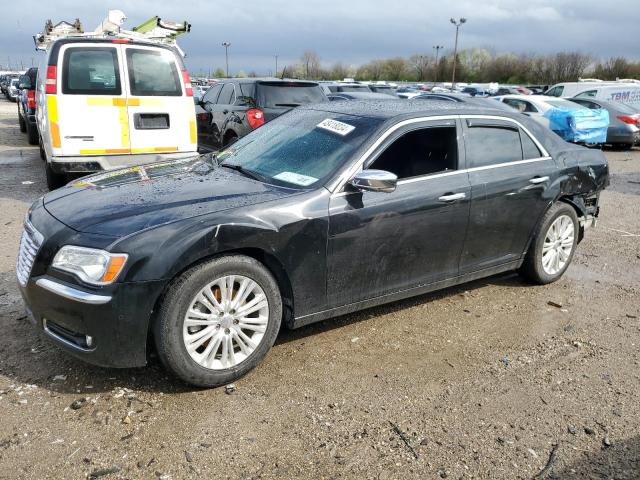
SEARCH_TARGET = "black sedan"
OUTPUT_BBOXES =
[18,100,609,387]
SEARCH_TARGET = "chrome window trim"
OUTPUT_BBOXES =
[329,114,551,196]
[36,278,112,305]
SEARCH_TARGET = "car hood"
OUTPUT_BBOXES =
[43,157,300,237]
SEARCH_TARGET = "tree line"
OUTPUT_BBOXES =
[272,49,640,84]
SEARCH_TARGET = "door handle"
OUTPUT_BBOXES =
[438,192,466,202]
[529,176,549,184]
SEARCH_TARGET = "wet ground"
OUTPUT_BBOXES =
[0,98,638,479]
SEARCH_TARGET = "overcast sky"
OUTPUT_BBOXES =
[1,0,638,74]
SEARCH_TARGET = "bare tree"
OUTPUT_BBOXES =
[408,54,431,81]
[301,50,321,79]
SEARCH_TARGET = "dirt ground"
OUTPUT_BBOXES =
[0,97,638,480]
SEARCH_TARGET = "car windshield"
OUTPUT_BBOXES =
[217,109,382,189]
[257,82,326,108]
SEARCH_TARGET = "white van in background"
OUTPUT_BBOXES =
[36,38,198,189]
[545,80,640,108]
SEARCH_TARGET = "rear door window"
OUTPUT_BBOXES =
[126,48,181,96]
[218,83,235,105]
[202,84,222,104]
[256,82,325,108]
[62,47,121,95]
[520,129,542,159]
[465,124,523,167]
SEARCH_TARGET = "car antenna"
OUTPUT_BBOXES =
[281,67,286,80]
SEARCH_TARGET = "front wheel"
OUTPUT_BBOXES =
[154,255,282,387]
[45,162,67,190]
[26,121,38,145]
[519,202,579,284]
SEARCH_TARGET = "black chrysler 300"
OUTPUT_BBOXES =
[18,100,609,387]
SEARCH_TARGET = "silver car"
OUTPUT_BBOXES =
[570,98,639,149]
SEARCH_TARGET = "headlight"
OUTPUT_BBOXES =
[52,246,128,285]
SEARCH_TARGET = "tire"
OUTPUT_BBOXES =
[39,136,46,161]
[18,111,26,133]
[45,162,67,190]
[26,122,38,145]
[154,255,283,388]
[223,132,238,147]
[519,202,579,284]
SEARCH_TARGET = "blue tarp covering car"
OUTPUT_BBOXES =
[544,104,609,144]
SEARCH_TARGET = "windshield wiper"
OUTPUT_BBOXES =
[219,163,269,183]
[274,103,301,107]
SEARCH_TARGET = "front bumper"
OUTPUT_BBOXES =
[20,275,166,368]
[50,151,199,173]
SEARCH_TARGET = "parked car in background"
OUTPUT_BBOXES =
[327,92,396,101]
[18,67,39,145]
[7,78,21,101]
[197,78,327,151]
[396,86,423,99]
[496,94,609,145]
[570,98,639,149]
[545,81,640,109]
[1,74,19,96]
[461,85,489,97]
[319,82,372,94]
[416,92,520,112]
[494,86,532,96]
[18,100,609,387]
[367,83,397,96]
[36,37,198,190]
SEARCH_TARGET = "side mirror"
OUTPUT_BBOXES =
[350,169,397,193]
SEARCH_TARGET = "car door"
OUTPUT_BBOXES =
[199,83,222,149]
[209,83,236,147]
[56,43,129,156]
[122,45,195,155]
[327,119,471,307]
[459,117,557,273]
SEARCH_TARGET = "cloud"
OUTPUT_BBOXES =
[0,0,637,73]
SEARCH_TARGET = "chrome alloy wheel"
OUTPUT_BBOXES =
[182,275,269,370]
[542,215,575,275]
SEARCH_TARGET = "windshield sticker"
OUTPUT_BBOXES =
[317,118,355,136]
[273,171,318,186]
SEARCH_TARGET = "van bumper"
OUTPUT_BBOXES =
[50,151,199,173]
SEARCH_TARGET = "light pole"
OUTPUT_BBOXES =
[433,45,443,83]
[275,54,279,77]
[449,18,466,88]
[222,42,231,77]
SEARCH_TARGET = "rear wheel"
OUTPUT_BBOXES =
[18,110,26,132]
[45,162,67,190]
[519,202,579,284]
[26,122,38,145]
[154,255,282,387]
[39,135,46,161]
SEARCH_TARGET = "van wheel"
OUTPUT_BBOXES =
[153,255,282,388]
[519,202,579,284]
[18,113,26,133]
[45,162,67,190]
[26,122,38,145]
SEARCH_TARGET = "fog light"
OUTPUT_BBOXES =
[85,335,94,348]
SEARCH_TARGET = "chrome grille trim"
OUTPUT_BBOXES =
[16,219,44,287]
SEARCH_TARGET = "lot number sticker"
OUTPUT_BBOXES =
[317,118,355,136]
[273,171,318,186]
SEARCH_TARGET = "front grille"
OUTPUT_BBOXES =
[16,219,44,287]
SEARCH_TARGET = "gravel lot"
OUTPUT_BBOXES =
[0,97,638,480]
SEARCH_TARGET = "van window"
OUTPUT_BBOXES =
[545,86,564,97]
[126,48,181,96]
[368,126,458,179]
[62,47,121,95]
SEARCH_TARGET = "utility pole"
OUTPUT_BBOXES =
[274,54,279,77]
[222,42,231,77]
[450,18,466,88]
[433,45,443,83]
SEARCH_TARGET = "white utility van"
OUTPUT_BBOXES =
[35,12,197,189]
[545,81,640,109]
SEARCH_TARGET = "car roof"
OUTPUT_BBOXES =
[328,92,396,100]
[302,99,515,120]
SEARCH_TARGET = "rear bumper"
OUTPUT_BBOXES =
[19,275,166,368]
[50,151,199,173]
[607,131,640,146]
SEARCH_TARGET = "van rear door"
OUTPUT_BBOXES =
[122,45,197,155]
[57,43,130,156]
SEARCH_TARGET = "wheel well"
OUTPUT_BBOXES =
[147,248,295,351]
[557,196,585,243]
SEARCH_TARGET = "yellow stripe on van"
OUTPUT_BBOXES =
[47,95,58,122]
[79,148,131,155]
[86,97,115,106]
[189,120,197,144]
[131,146,178,153]
[119,106,129,147]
